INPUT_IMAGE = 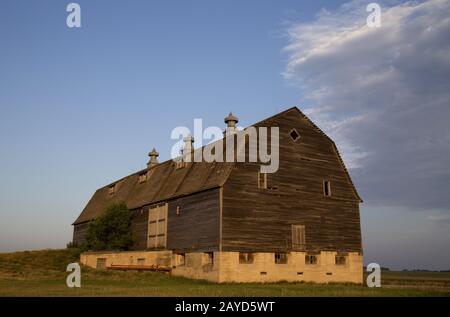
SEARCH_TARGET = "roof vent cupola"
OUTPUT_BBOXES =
[147,148,159,168]
[224,112,239,135]
[182,135,195,162]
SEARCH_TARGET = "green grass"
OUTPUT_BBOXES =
[0,249,449,296]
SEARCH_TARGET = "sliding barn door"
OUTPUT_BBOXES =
[147,204,168,249]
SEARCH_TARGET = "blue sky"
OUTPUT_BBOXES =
[1,0,449,270]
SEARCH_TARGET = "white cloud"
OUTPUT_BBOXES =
[427,214,450,225]
[283,0,450,210]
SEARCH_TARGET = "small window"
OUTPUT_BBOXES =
[139,172,147,183]
[323,180,331,196]
[274,253,288,264]
[176,160,186,169]
[305,254,318,265]
[203,252,214,265]
[239,252,254,264]
[335,255,347,265]
[108,185,115,195]
[258,172,267,189]
[176,206,181,215]
[96,258,106,269]
[289,129,300,142]
[137,258,146,266]
[186,255,194,267]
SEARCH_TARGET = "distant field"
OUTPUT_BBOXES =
[0,249,449,297]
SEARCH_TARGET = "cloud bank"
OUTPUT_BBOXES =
[283,0,450,213]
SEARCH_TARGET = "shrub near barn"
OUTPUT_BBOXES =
[85,202,133,251]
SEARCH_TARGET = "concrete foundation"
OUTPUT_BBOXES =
[80,250,363,284]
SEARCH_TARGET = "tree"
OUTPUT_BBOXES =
[85,202,133,251]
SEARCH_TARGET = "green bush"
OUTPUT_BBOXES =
[85,202,133,251]
[66,241,78,249]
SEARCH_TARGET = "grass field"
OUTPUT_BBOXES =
[0,249,449,296]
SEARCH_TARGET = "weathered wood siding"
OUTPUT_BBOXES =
[167,188,220,252]
[222,108,362,253]
[72,189,220,252]
[131,208,149,250]
[72,222,89,245]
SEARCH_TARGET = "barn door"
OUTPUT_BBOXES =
[147,203,168,249]
[292,224,305,250]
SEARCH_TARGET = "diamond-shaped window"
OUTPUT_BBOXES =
[289,129,300,142]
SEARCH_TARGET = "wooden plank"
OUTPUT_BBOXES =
[72,222,89,245]
[131,208,148,250]
[147,204,168,249]
[167,188,220,252]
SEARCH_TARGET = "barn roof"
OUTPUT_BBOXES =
[73,107,361,225]
[73,159,233,224]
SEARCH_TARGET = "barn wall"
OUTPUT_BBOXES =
[72,222,89,245]
[80,249,362,284]
[73,188,220,252]
[72,210,149,250]
[218,251,363,283]
[131,208,149,250]
[167,188,221,252]
[222,109,362,253]
[80,250,172,268]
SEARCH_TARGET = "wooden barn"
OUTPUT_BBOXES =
[73,107,363,283]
